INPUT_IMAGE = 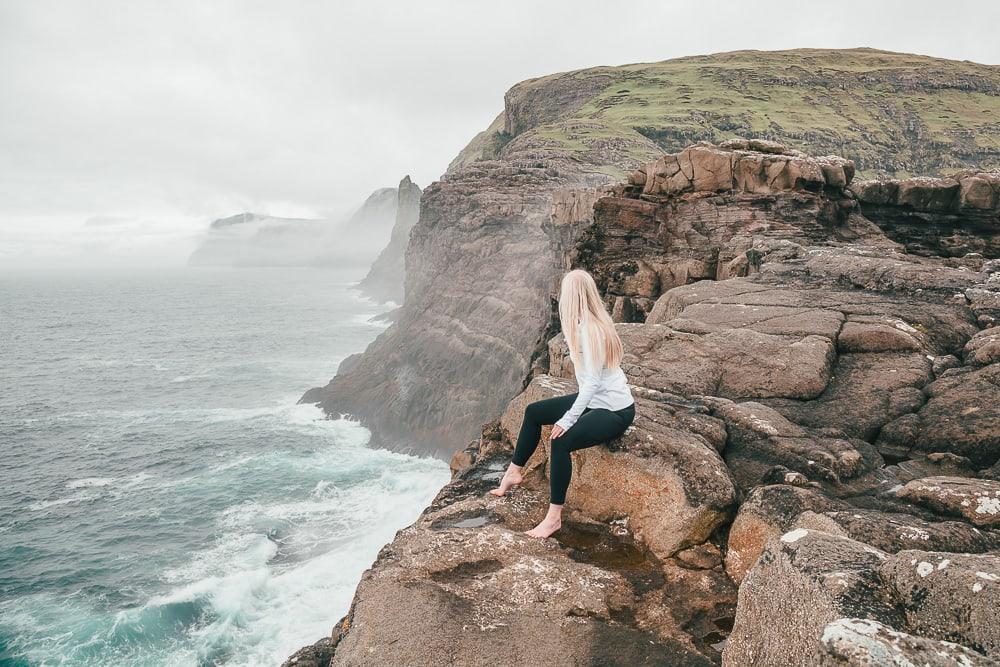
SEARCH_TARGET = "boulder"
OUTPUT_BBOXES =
[958,174,1000,210]
[498,373,577,472]
[892,476,1000,528]
[551,392,736,559]
[765,351,932,442]
[725,485,1000,584]
[712,401,881,492]
[878,366,1000,468]
[550,323,836,403]
[897,177,961,211]
[723,530,897,666]
[819,618,996,666]
[880,550,1000,658]
[849,179,900,205]
[504,375,736,559]
[725,485,840,583]
[965,326,1000,366]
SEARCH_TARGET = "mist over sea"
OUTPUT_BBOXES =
[0,267,450,666]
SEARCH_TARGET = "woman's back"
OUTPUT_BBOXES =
[570,320,633,412]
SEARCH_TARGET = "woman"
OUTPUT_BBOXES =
[490,269,636,538]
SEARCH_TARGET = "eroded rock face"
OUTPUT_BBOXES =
[632,141,856,198]
[852,172,1000,258]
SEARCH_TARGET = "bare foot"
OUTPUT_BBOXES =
[525,516,561,538]
[489,463,523,497]
[525,503,563,538]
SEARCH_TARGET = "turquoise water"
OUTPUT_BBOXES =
[0,268,450,666]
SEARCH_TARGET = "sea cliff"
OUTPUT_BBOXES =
[301,47,1000,459]
[292,49,1000,666]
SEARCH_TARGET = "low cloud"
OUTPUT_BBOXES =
[1,0,998,267]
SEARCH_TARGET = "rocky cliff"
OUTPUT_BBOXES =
[288,140,1000,666]
[301,48,1000,460]
[354,176,422,305]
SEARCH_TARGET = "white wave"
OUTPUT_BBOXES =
[149,450,450,666]
[66,477,115,489]
[28,490,100,511]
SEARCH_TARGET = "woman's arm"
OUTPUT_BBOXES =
[554,333,602,432]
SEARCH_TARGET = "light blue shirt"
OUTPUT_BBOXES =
[555,323,635,432]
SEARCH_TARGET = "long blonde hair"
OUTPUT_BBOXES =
[558,269,624,372]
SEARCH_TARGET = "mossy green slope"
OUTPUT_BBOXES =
[454,48,1000,179]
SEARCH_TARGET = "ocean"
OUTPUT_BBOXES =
[0,267,451,666]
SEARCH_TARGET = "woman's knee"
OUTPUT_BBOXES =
[524,399,546,421]
[549,437,573,458]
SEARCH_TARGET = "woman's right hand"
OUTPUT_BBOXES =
[550,424,565,439]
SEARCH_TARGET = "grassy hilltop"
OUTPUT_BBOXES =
[453,48,1000,179]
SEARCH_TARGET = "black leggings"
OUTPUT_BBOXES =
[511,393,636,505]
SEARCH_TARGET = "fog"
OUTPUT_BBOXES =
[2,0,999,268]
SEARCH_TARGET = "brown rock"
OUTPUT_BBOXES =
[897,177,961,211]
[893,476,1000,527]
[528,378,736,558]
[958,174,1000,210]
[819,618,995,666]
[880,550,1000,658]
[850,179,900,205]
[837,318,924,353]
[878,365,1000,468]
[965,326,1000,365]
[712,401,881,492]
[723,530,896,666]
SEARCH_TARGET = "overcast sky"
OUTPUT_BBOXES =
[2,0,999,267]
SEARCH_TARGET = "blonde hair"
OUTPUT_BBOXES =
[558,269,624,371]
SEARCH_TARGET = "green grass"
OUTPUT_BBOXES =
[455,49,1000,177]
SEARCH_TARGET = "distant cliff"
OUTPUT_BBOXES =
[187,187,397,268]
[354,176,422,304]
[300,48,1000,460]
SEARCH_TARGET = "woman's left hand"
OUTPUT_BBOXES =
[550,425,565,439]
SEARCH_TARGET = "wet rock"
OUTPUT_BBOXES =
[283,637,337,667]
